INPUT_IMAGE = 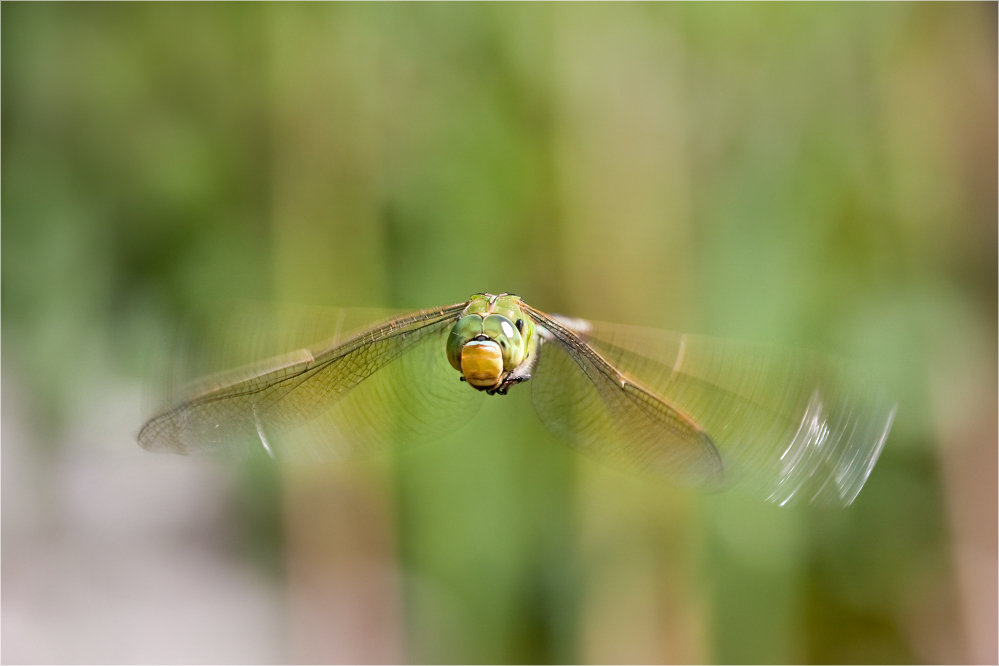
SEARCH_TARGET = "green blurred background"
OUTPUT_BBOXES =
[2,3,995,664]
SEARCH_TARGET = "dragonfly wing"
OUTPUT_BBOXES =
[545,314,895,505]
[525,307,725,490]
[138,303,482,462]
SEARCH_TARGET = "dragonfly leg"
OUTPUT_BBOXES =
[491,375,528,395]
[491,347,539,395]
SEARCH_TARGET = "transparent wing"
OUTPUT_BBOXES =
[526,307,895,506]
[525,306,726,491]
[138,303,483,462]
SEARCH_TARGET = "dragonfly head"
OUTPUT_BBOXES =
[447,294,534,391]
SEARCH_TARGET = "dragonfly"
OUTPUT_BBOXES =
[138,293,895,505]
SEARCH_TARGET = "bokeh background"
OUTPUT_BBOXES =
[3,3,995,664]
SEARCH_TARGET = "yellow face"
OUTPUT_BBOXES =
[446,293,536,391]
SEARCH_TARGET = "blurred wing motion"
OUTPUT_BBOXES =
[138,303,479,462]
[525,306,895,506]
[139,294,893,505]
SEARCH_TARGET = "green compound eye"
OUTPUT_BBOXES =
[446,315,483,372]
[481,314,525,370]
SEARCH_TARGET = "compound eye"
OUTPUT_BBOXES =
[515,319,524,332]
